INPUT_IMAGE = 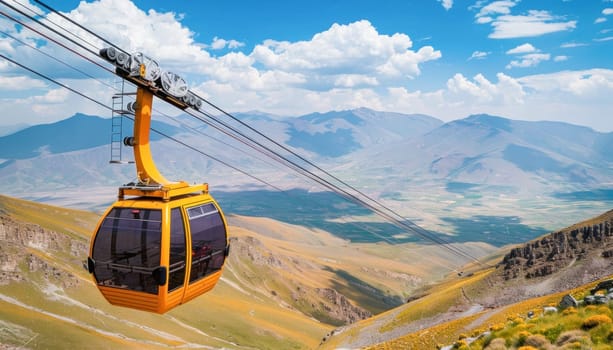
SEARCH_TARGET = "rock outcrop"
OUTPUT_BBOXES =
[0,215,86,288]
[500,210,613,280]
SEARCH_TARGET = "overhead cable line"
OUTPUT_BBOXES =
[0,52,284,193]
[191,97,471,257]
[14,0,100,53]
[1,45,415,269]
[2,0,486,266]
[0,29,116,91]
[32,0,127,54]
[0,9,281,174]
[0,4,111,75]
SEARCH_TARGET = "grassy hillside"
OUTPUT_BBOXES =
[322,209,613,349]
[364,276,613,349]
[0,195,330,349]
[0,194,498,349]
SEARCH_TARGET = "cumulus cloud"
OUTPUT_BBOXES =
[604,8,613,15]
[595,17,607,24]
[0,0,443,123]
[210,37,245,50]
[506,43,537,54]
[554,55,568,62]
[446,72,525,105]
[506,53,551,69]
[519,69,613,98]
[476,1,517,17]
[489,11,576,38]
[60,0,219,71]
[561,42,588,48]
[1,0,612,133]
[473,2,577,39]
[415,69,613,131]
[469,51,490,60]
[438,0,453,10]
[249,20,441,89]
[505,44,550,69]
[0,75,47,90]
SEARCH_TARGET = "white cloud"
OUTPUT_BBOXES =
[1,0,611,133]
[595,17,607,24]
[0,76,47,90]
[561,42,588,48]
[519,69,613,97]
[473,2,577,39]
[506,53,551,69]
[476,16,494,24]
[438,0,453,10]
[0,1,442,123]
[0,79,113,125]
[506,43,537,54]
[416,69,613,131]
[476,1,517,17]
[603,8,613,15]
[505,44,550,69]
[594,36,613,41]
[210,37,245,50]
[489,11,577,38]
[249,20,441,85]
[469,51,490,60]
[50,0,219,73]
[334,74,379,88]
[554,55,568,62]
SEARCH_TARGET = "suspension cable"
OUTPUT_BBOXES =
[0,0,487,266]
[0,52,284,193]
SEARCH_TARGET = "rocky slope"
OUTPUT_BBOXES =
[485,210,613,305]
[322,208,613,349]
[0,215,85,289]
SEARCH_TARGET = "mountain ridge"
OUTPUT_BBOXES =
[0,108,611,246]
[0,113,183,160]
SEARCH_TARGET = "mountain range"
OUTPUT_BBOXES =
[0,108,611,245]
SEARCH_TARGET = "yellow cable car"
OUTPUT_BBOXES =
[87,84,229,313]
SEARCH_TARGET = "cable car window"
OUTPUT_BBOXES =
[188,203,227,283]
[168,207,186,291]
[92,207,162,294]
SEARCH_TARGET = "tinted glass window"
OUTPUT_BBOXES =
[92,207,162,294]
[168,207,186,291]
[188,203,227,283]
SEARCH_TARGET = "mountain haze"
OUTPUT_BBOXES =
[0,113,182,160]
[0,108,611,244]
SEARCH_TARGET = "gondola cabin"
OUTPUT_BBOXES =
[87,50,230,313]
[87,184,229,313]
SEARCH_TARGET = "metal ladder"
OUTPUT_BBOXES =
[109,80,136,164]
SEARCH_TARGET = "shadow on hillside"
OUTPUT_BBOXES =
[441,215,548,246]
[324,267,406,315]
[216,189,406,243]
[216,189,548,246]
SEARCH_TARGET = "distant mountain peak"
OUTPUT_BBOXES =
[464,114,512,131]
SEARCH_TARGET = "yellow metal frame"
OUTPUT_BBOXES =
[122,87,204,201]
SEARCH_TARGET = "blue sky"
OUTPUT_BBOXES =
[1,0,612,131]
